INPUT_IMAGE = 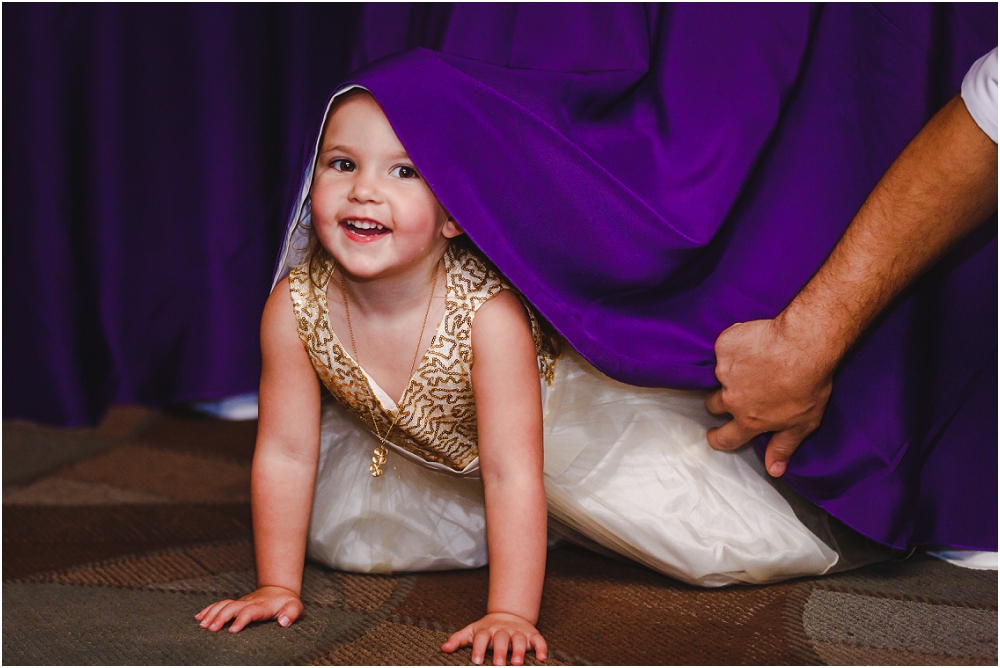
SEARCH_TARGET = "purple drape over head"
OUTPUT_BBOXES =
[310,4,995,550]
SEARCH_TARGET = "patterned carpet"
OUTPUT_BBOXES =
[4,408,997,665]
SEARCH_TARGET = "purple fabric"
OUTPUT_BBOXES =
[4,4,359,424]
[5,4,995,550]
[334,4,996,550]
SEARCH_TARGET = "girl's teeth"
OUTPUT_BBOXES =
[350,221,384,230]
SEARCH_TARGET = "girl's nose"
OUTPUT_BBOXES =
[349,171,382,204]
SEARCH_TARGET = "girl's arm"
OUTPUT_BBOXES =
[442,290,549,666]
[195,277,322,633]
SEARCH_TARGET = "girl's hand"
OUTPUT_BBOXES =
[441,612,548,666]
[194,586,303,633]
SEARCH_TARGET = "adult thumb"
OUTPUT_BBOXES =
[764,430,804,477]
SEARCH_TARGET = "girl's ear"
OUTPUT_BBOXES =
[442,217,465,239]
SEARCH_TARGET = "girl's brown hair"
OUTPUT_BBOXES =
[306,224,333,288]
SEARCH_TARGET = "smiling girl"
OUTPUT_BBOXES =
[196,89,551,664]
[195,86,848,665]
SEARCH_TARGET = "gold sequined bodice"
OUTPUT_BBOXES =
[289,245,556,472]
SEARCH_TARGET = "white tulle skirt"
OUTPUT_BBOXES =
[307,349,839,586]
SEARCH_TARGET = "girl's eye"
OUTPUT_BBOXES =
[330,158,356,172]
[390,165,419,179]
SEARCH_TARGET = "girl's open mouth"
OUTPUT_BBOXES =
[342,219,390,240]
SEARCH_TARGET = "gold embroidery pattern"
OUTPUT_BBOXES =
[289,246,557,472]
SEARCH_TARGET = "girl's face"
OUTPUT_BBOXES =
[310,92,461,281]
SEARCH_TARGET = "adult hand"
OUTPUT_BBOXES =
[705,317,837,477]
[195,585,303,633]
[704,94,997,478]
[441,612,548,666]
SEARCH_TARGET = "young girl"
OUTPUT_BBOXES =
[195,87,853,664]
[196,88,551,665]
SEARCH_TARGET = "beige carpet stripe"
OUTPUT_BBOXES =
[54,444,251,503]
[3,478,173,506]
[810,640,995,666]
[803,589,998,659]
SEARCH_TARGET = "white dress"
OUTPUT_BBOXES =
[292,246,839,587]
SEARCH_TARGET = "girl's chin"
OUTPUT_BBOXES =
[333,252,443,283]
[331,252,394,278]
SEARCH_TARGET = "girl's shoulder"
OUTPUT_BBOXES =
[449,243,561,382]
[447,243,510,304]
[261,275,304,353]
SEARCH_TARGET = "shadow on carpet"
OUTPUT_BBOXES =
[4,408,997,665]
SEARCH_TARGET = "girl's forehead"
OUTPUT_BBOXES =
[324,94,389,134]
[320,94,407,155]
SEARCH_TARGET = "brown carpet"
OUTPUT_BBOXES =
[4,408,997,665]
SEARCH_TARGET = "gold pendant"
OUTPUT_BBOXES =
[342,257,441,481]
[370,443,388,477]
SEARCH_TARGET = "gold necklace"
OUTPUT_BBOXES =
[340,261,440,477]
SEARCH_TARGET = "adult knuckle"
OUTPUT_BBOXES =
[714,331,729,350]
[714,358,732,380]
[713,388,733,412]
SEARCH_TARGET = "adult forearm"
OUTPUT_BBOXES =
[251,450,317,595]
[779,94,998,362]
[707,94,997,473]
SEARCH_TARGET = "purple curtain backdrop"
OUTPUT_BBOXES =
[4,3,359,424]
[5,4,996,549]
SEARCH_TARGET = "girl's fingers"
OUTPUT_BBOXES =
[442,622,546,665]
[207,601,244,631]
[530,634,548,662]
[441,625,474,653]
[201,599,232,621]
[471,629,492,665]
[510,633,528,666]
[198,600,233,628]
[492,631,511,666]
[228,604,264,633]
[227,608,252,633]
